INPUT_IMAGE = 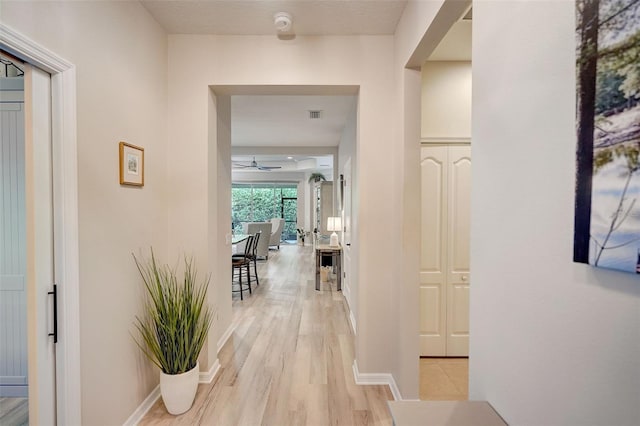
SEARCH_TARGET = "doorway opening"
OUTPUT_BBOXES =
[211,84,358,346]
[417,8,472,401]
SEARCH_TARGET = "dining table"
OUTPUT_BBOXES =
[231,233,250,245]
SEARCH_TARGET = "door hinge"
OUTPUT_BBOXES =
[48,284,58,343]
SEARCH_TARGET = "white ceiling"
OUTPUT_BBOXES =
[428,19,472,61]
[140,0,408,35]
[231,155,333,173]
[141,1,470,175]
[232,95,356,147]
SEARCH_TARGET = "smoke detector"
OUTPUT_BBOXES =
[274,12,292,32]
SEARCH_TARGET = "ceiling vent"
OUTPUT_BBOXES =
[308,110,322,119]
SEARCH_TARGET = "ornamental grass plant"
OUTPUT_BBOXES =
[133,250,213,375]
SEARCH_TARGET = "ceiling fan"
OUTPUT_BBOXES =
[232,157,282,171]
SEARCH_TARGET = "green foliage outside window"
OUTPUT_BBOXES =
[231,184,298,240]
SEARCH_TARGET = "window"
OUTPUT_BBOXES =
[231,183,298,241]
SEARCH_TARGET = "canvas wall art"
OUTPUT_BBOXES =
[575,0,640,274]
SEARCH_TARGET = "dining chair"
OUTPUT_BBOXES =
[233,230,261,287]
[232,233,256,300]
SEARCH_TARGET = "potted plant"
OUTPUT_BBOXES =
[296,228,308,246]
[132,249,213,415]
[308,172,326,184]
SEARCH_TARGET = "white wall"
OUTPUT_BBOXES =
[421,61,471,140]
[470,1,640,424]
[1,3,168,425]
[390,0,466,399]
[166,35,402,385]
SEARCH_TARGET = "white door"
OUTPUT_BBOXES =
[26,63,57,425]
[342,158,353,309]
[419,145,470,357]
[445,146,471,356]
[419,146,447,356]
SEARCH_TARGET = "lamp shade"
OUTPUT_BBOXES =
[327,216,342,232]
[327,216,342,247]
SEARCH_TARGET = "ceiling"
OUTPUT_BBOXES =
[428,19,472,61]
[141,1,470,174]
[140,0,408,35]
[232,95,356,147]
[230,95,352,175]
[232,155,334,173]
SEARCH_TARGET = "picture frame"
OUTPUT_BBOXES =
[119,141,144,186]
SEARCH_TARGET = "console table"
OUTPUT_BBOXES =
[315,244,342,291]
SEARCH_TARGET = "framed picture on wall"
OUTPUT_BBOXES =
[119,141,144,186]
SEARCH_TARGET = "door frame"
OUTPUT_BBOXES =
[1,23,81,425]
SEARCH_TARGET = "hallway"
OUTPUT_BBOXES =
[139,244,393,425]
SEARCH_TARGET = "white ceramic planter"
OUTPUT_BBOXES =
[160,362,199,415]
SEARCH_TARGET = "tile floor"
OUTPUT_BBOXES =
[419,357,469,401]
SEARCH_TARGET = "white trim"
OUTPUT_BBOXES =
[199,359,221,384]
[341,285,356,334]
[421,136,471,144]
[121,385,160,426]
[1,23,81,426]
[348,309,357,335]
[342,282,351,305]
[0,24,73,74]
[217,322,236,352]
[352,360,401,401]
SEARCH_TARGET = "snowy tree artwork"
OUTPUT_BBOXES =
[575,0,640,273]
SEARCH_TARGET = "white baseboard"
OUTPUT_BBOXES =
[348,309,357,334]
[122,385,160,426]
[217,322,236,352]
[342,282,351,304]
[341,285,356,334]
[352,360,402,401]
[199,359,220,384]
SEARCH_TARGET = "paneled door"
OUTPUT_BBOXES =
[419,145,471,357]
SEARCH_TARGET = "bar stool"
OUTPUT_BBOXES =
[232,234,256,300]
[233,230,261,287]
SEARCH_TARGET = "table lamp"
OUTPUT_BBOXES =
[327,216,342,247]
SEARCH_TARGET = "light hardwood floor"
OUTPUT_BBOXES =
[140,244,393,425]
[419,358,469,401]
